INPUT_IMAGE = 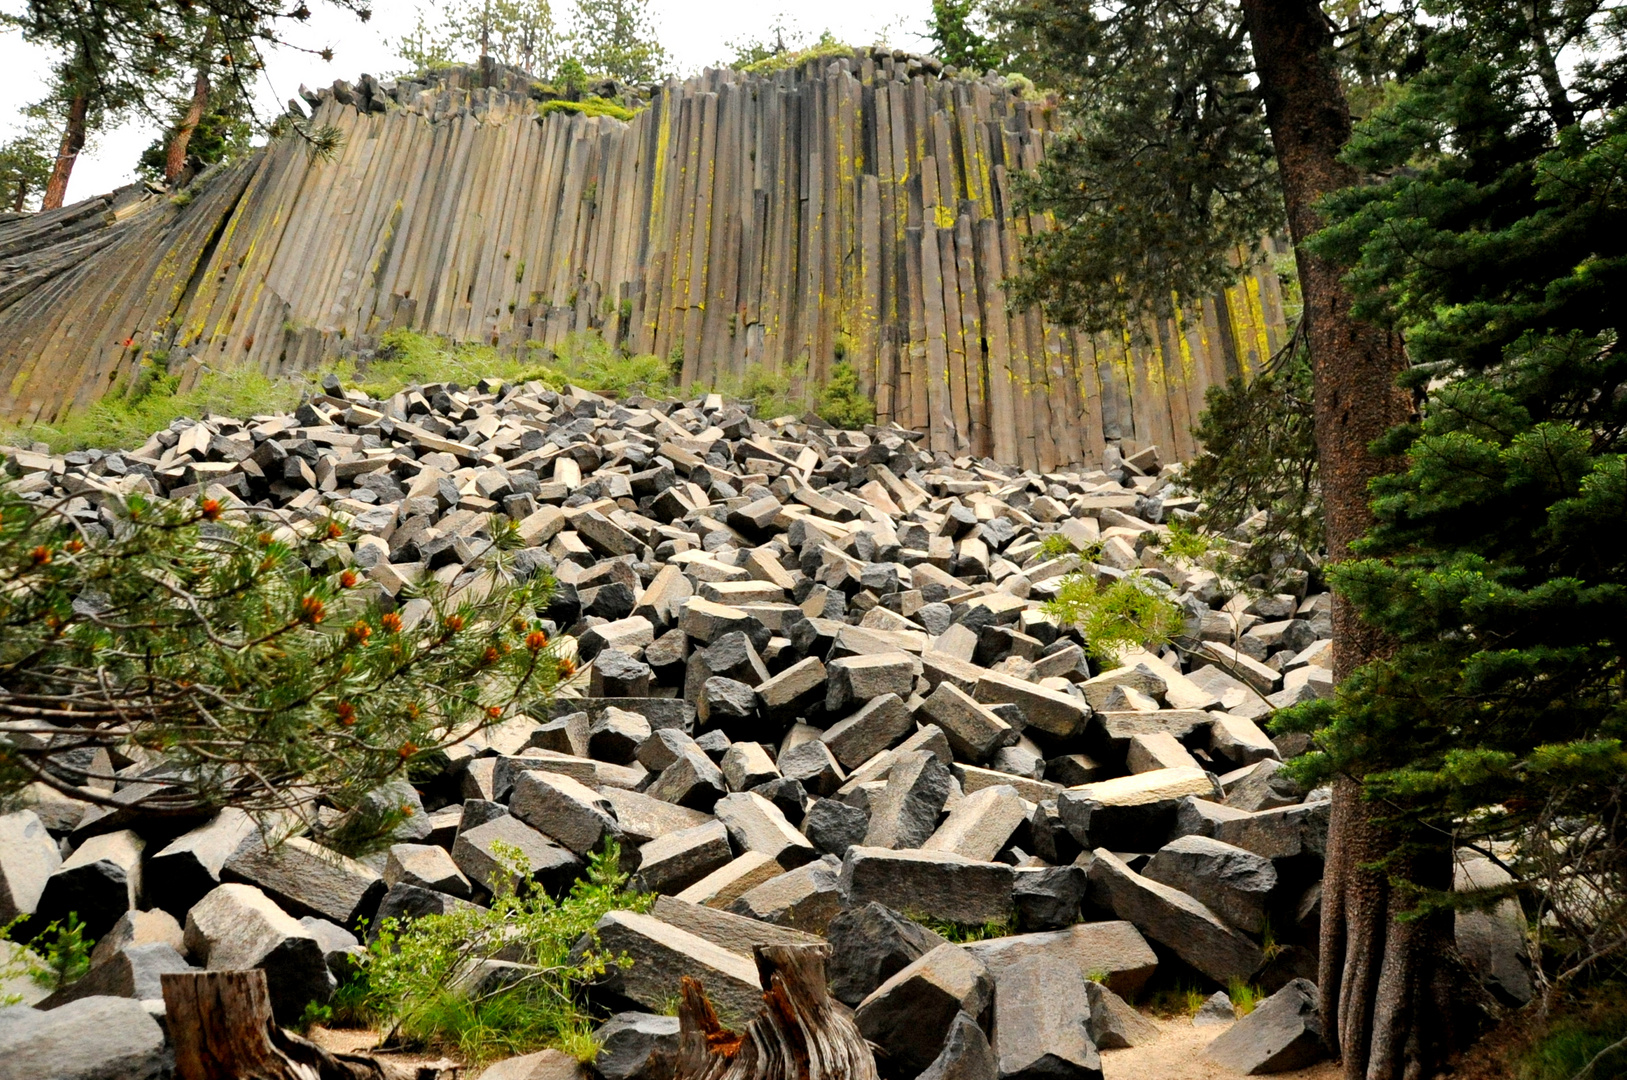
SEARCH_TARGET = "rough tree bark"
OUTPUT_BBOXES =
[675,944,880,1080]
[42,89,88,211]
[1234,2,1480,1078]
[165,25,215,185]
[160,970,440,1080]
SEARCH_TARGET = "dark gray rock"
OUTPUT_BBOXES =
[384,843,472,898]
[1203,979,1325,1074]
[1012,865,1086,931]
[588,703,652,762]
[1084,980,1159,1049]
[776,739,846,797]
[855,943,993,1076]
[635,820,734,895]
[509,771,620,857]
[840,846,1016,927]
[373,882,481,934]
[824,901,949,1007]
[0,995,168,1080]
[38,942,191,1009]
[183,883,335,1024]
[727,857,843,933]
[452,815,583,897]
[820,694,914,770]
[587,910,762,1021]
[1143,835,1277,934]
[298,916,365,981]
[223,835,385,929]
[1454,856,1534,1007]
[803,798,870,857]
[698,676,760,728]
[35,830,143,939]
[918,1011,999,1080]
[864,750,952,850]
[964,923,1159,1002]
[646,747,728,811]
[593,1011,681,1080]
[1087,850,1262,984]
[990,953,1103,1080]
[713,792,816,869]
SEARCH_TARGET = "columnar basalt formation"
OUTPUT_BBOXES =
[0,53,1288,470]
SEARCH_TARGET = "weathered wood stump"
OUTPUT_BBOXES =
[675,944,880,1080]
[160,970,448,1080]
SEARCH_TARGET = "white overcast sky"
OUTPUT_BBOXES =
[0,0,934,204]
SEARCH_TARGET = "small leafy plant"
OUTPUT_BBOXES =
[905,911,1016,943]
[353,842,651,1064]
[816,361,875,429]
[1043,573,1183,666]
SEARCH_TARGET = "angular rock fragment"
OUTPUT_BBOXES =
[1143,835,1276,934]
[183,883,334,1023]
[1086,850,1263,984]
[840,846,1015,927]
[855,943,994,1076]
[1204,980,1325,1074]
[990,953,1103,1080]
[824,901,950,1007]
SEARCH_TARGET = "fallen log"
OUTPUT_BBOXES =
[675,943,880,1080]
[160,970,457,1080]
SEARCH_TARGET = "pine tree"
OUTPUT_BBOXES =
[0,121,54,212]
[0,485,566,847]
[1286,0,1627,1003]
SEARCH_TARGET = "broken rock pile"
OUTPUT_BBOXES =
[1,377,1355,1078]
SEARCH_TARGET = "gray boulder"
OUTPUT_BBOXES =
[0,810,60,924]
[1143,835,1277,934]
[855,943,993,1076]
[1204,979,1325,1074]
[966,924,1159,1002]
[38,942,191,1010]
[586,910,762,1021]
[918,1011,999,1080]
[840,846,1016,927]
[223,835,385,928]
[183,883,335,1024]
[802,798,870,857]
[1012,865,1086,932]
[1084,981,1159,1049]
[0,996,168,1080]
[1087,850,1262,984]
[1193,990,1236,1027]
[384,843,472,898]
[594,1011,680,1080]
[35,830,143,938]
[509,771,621,857]
[1454,855,1534,1007]
[452,815,583,897]
[864,750,952,850]
[824,901,949,1007]
[635,820,734,895]
[990,953,1103,1080]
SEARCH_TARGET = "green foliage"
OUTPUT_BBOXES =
[354,842,651,1063]
[548,332,674,398]
[906,911,1016,943]
[736,31,851,76]
[1519,990,1627,1080]
[1037,533,1080,560]
[538,97,637,122]
[4,362,313,453]
[136,79,253,184]
[997,0,1283,334]
[1182,341,1320,585]
[0,485,563,841]
[1044,573,1182,667]
[1226,978,1261,1017]
[398,0,563,79]
[0,122,53,213]
[571,0,666,84]
[929,0,1004,72]
[1157,518,1216,563]
[1277,0,1627,986]
[815,361,875,429]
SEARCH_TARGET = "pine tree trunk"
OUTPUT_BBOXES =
[675,944,879,1080]
[1235,2,1476,1078]
[42,90,88,211]
[160,970,420,1080]
[166,30,214,186]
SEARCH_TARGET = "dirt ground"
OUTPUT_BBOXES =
[307,1026,467,1074]
[1101,1014,1341,1080]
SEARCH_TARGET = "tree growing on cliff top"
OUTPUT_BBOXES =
[0,485,566,849]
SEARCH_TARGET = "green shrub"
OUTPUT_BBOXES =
[4,363,314,453]
[1226,977,1261,1017]
[356,842,651,1064]
[738,31,853,75]
[0,914,94,1002]
[1043,573,1183,667]
[1520,999,1627,1080]
[549,332,675,399]
[539,97,639,122]
[815,360,874,429]
[1158,518,1216,562]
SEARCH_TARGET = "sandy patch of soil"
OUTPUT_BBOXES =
[1101,1014,1342,1080]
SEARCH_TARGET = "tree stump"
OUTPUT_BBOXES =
[160,970,437,1080]
[674,944,880,1080]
